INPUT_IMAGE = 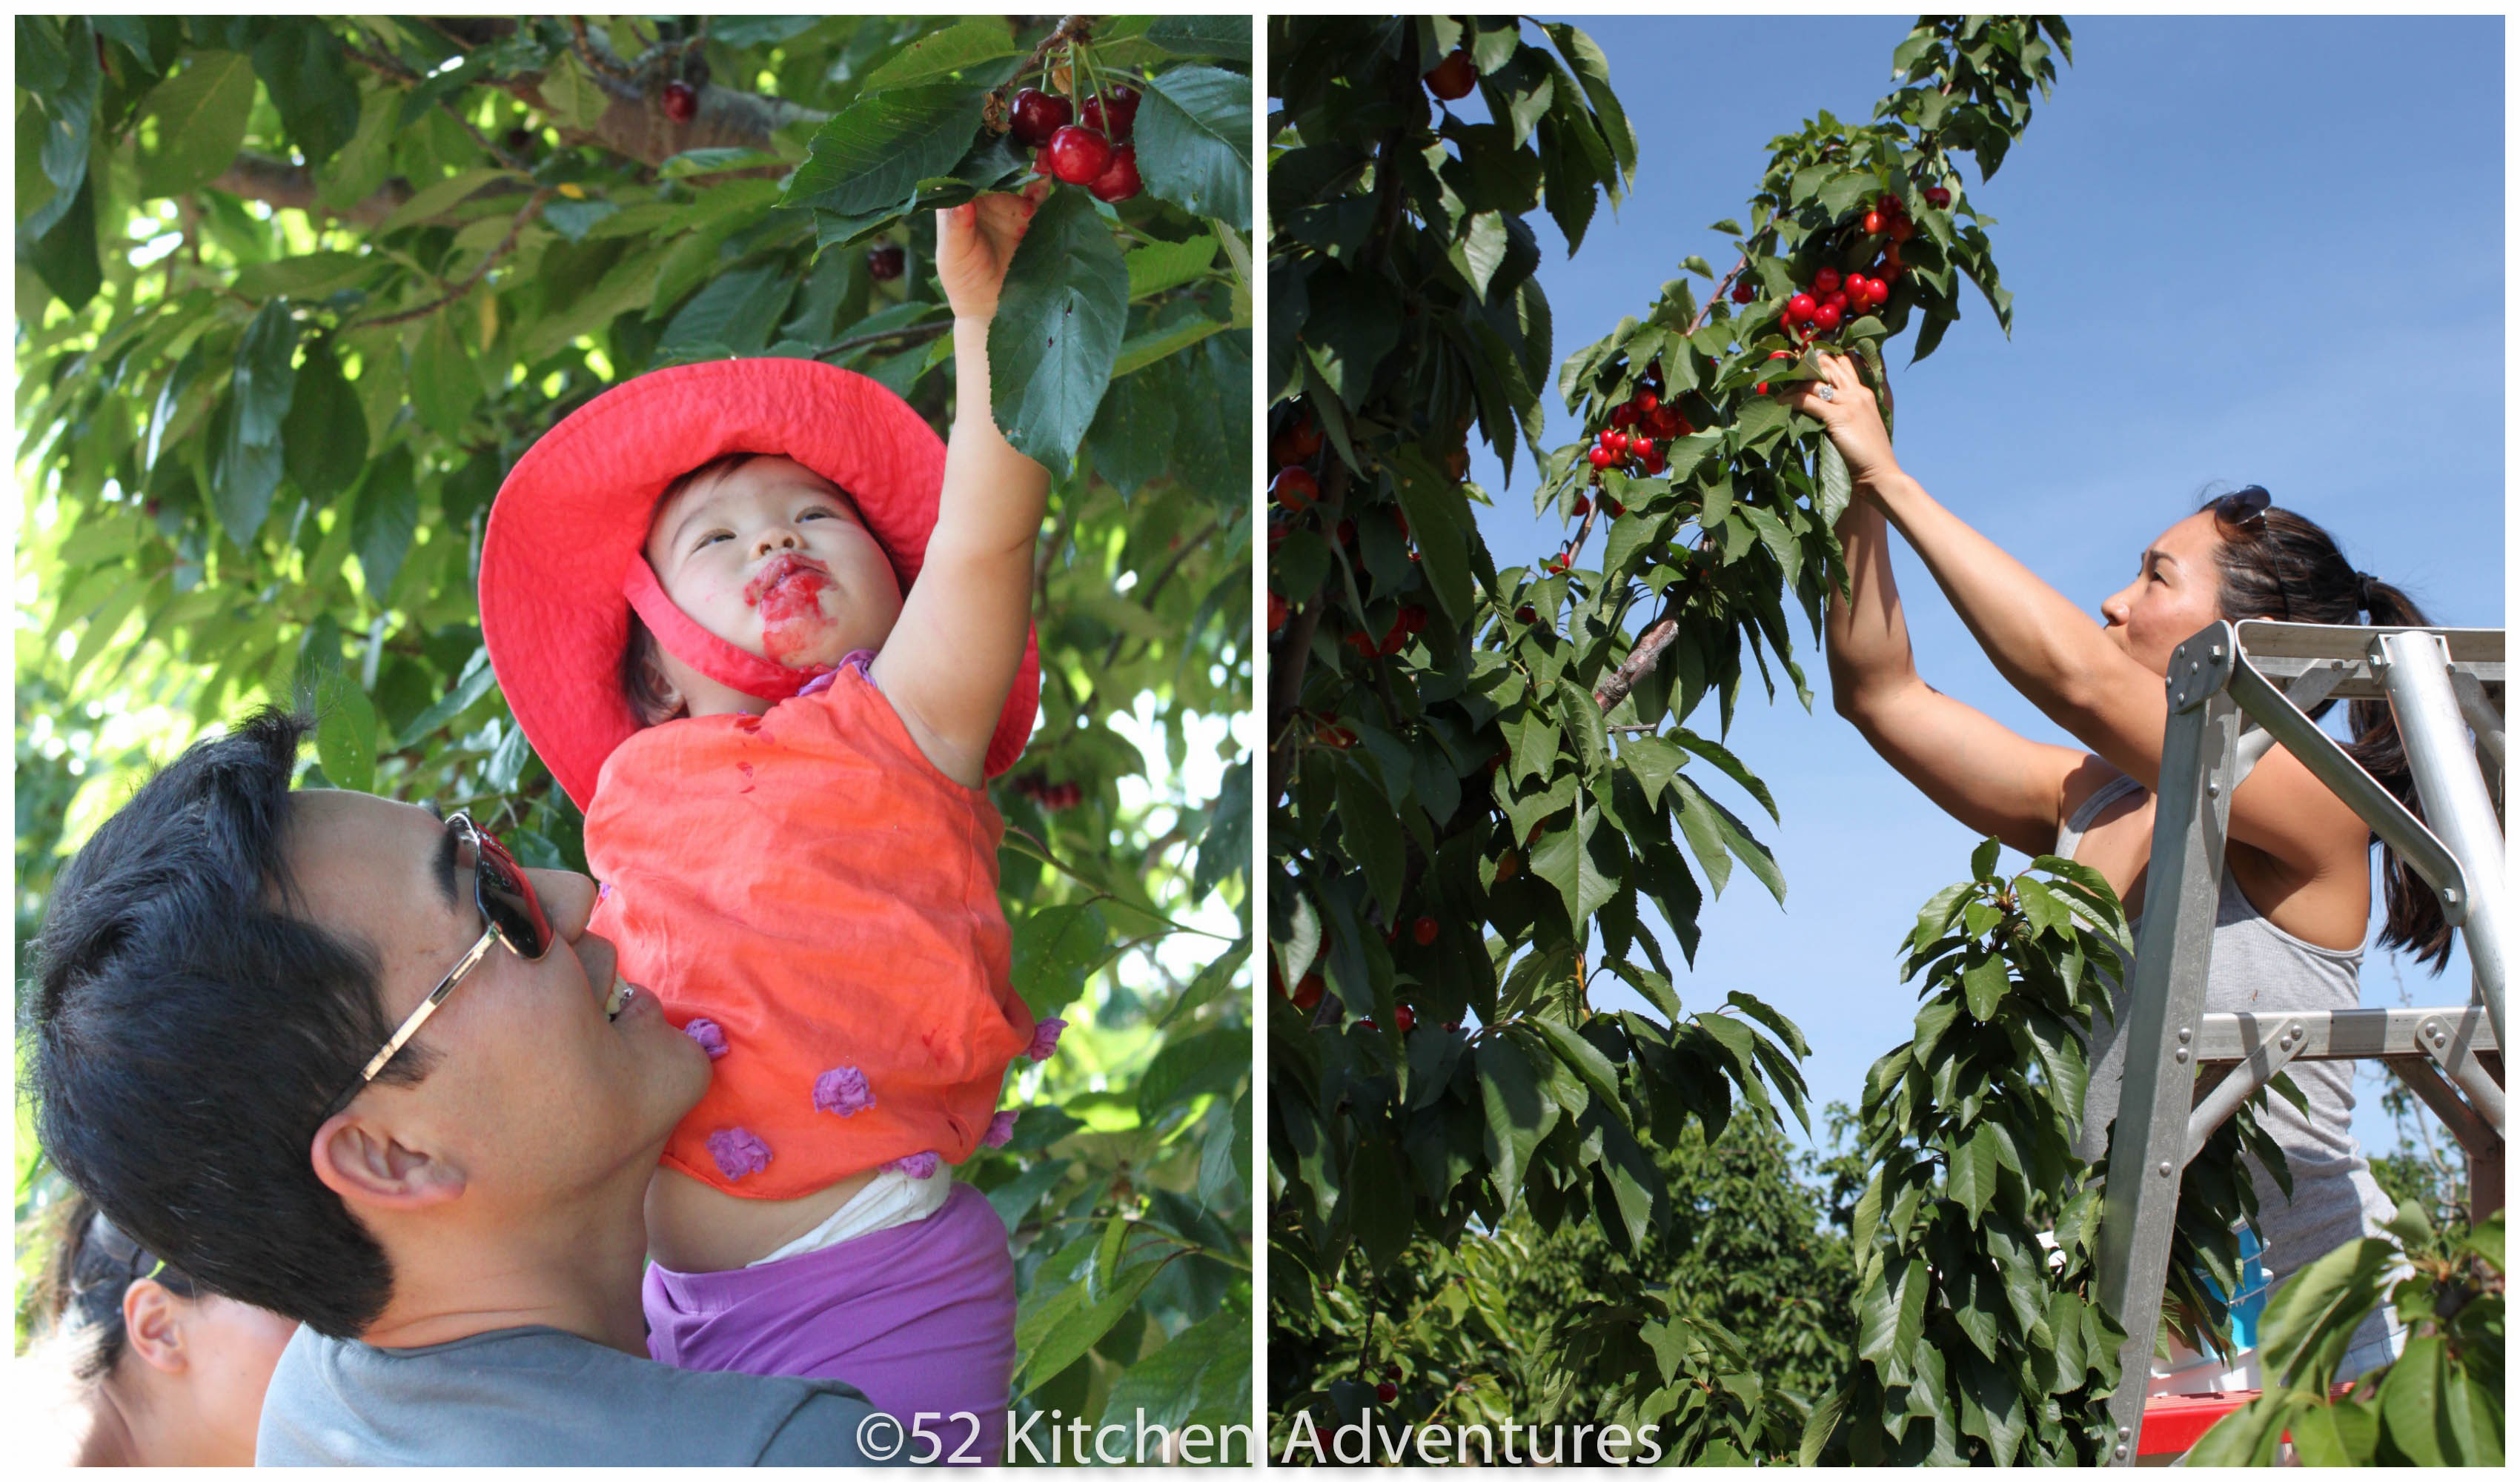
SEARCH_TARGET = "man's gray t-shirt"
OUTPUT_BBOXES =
[256,1324,886,1465]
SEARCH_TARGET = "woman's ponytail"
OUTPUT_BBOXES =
[2206,498,2456,969]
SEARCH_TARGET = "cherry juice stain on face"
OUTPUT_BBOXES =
[737,760,755,795]
[743,553,834,666]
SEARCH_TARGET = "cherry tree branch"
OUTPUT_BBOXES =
[344,187,553,330]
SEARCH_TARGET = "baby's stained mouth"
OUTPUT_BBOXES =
[743,552,830,607]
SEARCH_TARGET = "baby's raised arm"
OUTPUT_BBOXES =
[869,189,1055,786]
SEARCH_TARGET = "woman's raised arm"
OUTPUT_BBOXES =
[1827,473,2087,857]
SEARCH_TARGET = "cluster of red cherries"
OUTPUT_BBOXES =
[1271,957,1459,1038]
[1012,82,1143,203]
[1011,774,1084,811]
[1586,373,1693,476]
[1731,185,1952,336]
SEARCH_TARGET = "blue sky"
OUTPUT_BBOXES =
[1462,16,2506,1163]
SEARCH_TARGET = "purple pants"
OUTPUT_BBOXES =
[645,1182,1017,1465]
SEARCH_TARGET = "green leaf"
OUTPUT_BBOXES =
[1530,799,1620,923]
[1333,759,1404,921]
[1144,16,1252,61]
[1387,448,1476,625]
[397,646,496,744]
[1135,65,1251,223]
[23,173,102,311]
[1815,438,1854,531]
[2378,1336,2450,1466]
[1948,1123,2000,1226]
[1009,901,1114,1017]
[987,185,1129,474]
[659,262,795,357]
[1476,1034,1551,1206]
[137,52,256,199]
[858,16,1020,91]
[236,250,374,302]
[1124,233,1218,301]
[1960,954,2010,1020]
[984,1155,1070,1232]
[314,673,378,794]
[1528,1016,1622,1117]
[1135,1026,1250,1120]
[251,19,360,167]
[782,84,985,216]
[539,48,608,132]
[409,311,478,439]
[348,446,417,596]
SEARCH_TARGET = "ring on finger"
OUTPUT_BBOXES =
[1814,384,1837,402]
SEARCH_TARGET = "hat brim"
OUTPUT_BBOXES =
[480,359,1040,811]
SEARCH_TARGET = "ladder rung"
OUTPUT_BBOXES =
[2193,1006,2496,1063]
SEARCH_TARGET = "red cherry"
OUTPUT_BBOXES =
[1335,517,1356,547]
[1604,431,1629,454]
[1443,1020,1462,1033]
[1010,87,1072,147]
[1889,216,1915,243]
[1399,605,1428,634]
[866,243,904,282]
[1641,448,1665,475]
[1087,144,1141,203]
[1385,1363,1403,1382]
[1603,497,1625,517]
[1515,604,1538,623]
[1376,1380,1400,1403]
[1731,280,1755,304]
[1287,416,1323,458]
[1423,50,1476,101]
[1293,973,1325,1010]
[1646,406,1682,439]
[1394,1003,1419,1031]
[1754,383,1768,396]
[1862,210,1884,234]
[1879,193,1903,216]
[1823,292,1848,316]
[1925,185,1951,209]
[1786,293,1817,321]
[1813,268,1841,293]
[1587,446,1616,468]
[1608,402,1637,429]
[1628,436,1655,462]
[1812,302,1843,332]
[1271,467,1319,511]
[1046,125,1113,185]
[1267,591,1290,633]
[661,81,699,123]
[1633,390,1659,413]
[1571,494,1592,517]
[1081,83,1141,142]
[1768,350,1793,360]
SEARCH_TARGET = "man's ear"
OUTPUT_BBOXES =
[310,1112,468,1212]
[122,1278,187,1374]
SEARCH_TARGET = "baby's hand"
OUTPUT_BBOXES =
[935,182,1047,324]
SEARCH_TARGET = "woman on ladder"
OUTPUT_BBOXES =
[1786,350,2446,1380]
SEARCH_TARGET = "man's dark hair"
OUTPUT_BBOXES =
[25,708,433,1339]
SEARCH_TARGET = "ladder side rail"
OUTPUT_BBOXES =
[2377,631,2508,1052]
[2383,1055,2502,1163]
[2095,629,2244,1464]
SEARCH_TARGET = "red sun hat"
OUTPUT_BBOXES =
[479,358,1041,811]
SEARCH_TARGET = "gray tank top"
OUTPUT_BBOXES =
[2060,771,2395,1283]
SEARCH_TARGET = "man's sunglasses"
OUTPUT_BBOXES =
[2209,485,2271,531]
[319,812,554,1123]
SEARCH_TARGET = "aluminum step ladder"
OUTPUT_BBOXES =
[2091,619,2504,1464]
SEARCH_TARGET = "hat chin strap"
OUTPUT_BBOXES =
[623,556,823,702]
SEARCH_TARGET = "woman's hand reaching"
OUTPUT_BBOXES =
[1782,351,1903,495]
[935,182,1050,325]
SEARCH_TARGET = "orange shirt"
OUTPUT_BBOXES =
[584,665,1036,1200]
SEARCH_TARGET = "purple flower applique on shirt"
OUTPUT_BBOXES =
[812,1065,875,1117]
[983,1110,1020,1149]
[682,1018,728,1060]
[1025,1018,1067,1063]
[706,1128,772,1182]
[883,1150,941,1180]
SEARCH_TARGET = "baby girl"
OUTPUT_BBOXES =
[478,189,1059,1464]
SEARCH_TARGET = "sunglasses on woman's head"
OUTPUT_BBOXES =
[2209,485,2271,531]
[319,811,555,1123]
